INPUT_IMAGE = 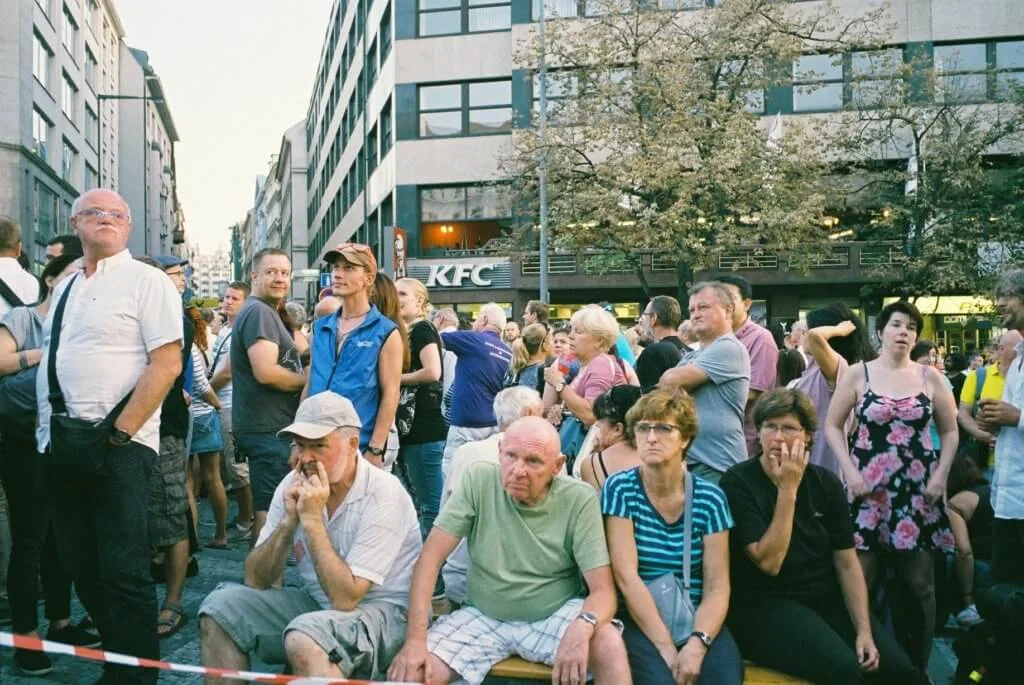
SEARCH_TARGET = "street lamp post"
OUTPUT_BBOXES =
[537,1,550,303]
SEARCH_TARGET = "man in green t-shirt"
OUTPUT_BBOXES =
[388,416,630,685]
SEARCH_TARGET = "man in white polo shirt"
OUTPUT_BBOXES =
[0,216,42,314]
[36,188,183,685]
[199,392,421,682]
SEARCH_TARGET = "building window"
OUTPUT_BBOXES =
[84,162,97,190]
[380,3,392,63]
[533,71,580,124]
[35,180,58,241]
[934,43,987,103]
[85,0,98,28]
[419,79,512,137]
[85,105,98,149]
[62,72,77,122]
[419,0,511,38]
[36,0,50,17]
[61,138,77,183]
[367,38,378,85]
[367,125,379,173]
[85,46,97,89]
[62,4,78,58]
[380,97,393,156]
[792,53,843,112]
[849,48,904,108]
[33,32,52,89]
[32,108,51,161]
[419,184,512,252]
[996,40,1024,98]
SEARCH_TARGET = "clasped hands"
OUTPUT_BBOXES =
[284,460,330,525]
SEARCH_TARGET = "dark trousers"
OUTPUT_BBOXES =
[0,432,71,633]
[728,595,920,685]
[51,440,158,685]
[991,518,1024,584]
[620,614,743,685]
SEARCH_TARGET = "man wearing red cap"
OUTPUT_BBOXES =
[305,243,403,468]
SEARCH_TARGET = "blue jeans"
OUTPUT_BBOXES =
[399,440,444,539]
[235,432,293,513]
[50,440,158,684]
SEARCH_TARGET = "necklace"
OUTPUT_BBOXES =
[341,310,370,320]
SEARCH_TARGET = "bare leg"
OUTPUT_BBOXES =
[589,622,633,685]
[425,653,457,685]
[200,615,249,685]
[186,463,199,541]
[200,452,228,544]
[158,539,189,636]
[235,485,253,524]
[283,631,343,678]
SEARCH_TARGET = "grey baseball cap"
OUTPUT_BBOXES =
[278,392,362,440]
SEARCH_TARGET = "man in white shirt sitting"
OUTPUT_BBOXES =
[199,392,422,683]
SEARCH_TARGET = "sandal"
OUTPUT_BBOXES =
[157,602,187,640]
[205,539,229,550]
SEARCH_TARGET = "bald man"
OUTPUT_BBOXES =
[390,416,631,685]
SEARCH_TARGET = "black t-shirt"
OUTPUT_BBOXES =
[720,459,854,604]
[636,336,685,392]
[404,319,448,445]
[967,483,994,561]
[160,314,194,439]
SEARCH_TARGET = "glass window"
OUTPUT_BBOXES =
[466,185,512,218]
[380,3,392,62]
[419,10,461,36]
[61,138,76,183]
[85,105,97,148]
[421,83,462,110]
[420,111,462,137]
[61,72,77,121]
[32,108,50,161]
[420,0,511,37]
[470,80,511,107]
[421,187,467,221]
[850,48,904,108]
[419,80,511,137]
[84,163,96,190]
[468,6,510,32]
[469,108,512,133]
[792,53,843,112]
[380,97,393,156]
[33,32,51,89]
[935,43,988,103]
[367,125,378,173]
[996,40,1024,98]
[62,5,78,57]
[85,46,97,88]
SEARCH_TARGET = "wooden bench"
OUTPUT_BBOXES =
[485,656,811,683]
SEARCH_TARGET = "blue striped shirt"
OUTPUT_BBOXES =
[601,467,733,604]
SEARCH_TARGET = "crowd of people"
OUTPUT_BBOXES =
[0,188,1022,685]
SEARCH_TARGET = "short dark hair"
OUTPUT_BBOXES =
[648,295,682,330]
[0,216,21,253]
[594,385,643,445]
[226,280,250,296]
[806,303,876,365]
[946,352,968,372]
[40,254,79,293]
[877,300,924,336]
[717,274,752,301]
[525,299,549,323]
[752,388,819,440]
[910,340,936,362]
[252,248,289,271]
[46,234,82,256]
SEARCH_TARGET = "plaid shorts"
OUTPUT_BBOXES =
[148,435,189,548]
[426,598,584,685]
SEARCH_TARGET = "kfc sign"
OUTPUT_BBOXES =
[426,263,497,288]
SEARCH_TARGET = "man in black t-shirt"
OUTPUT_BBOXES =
[635,295,686,392]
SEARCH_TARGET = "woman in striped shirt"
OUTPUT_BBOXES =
[602,386,742,685]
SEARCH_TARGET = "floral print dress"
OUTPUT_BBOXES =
[849,364,954,553]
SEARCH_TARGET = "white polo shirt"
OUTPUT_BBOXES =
[0,256,42,316]
[993,338,1024,520]
[36,249,184,453]
[257,456,422,609]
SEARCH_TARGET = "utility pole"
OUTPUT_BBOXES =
[537,2,550,303]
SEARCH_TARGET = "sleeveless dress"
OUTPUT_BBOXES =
[849,364,954,553]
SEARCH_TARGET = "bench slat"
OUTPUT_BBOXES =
[485,657,811,683]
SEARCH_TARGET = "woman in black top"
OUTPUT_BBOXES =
[720,389,919,684]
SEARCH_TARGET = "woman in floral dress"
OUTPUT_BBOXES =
[824,300,958,675]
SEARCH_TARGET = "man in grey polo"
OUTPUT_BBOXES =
[661,281,751,482]
[199,392,421,683]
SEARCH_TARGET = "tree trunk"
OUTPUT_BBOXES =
[676,260,693,306]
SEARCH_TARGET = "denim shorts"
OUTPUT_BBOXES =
[234,432,292,512]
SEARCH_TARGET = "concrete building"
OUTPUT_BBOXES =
[188,245,232,300]
[0,0,125,270]
[118,45,185,257]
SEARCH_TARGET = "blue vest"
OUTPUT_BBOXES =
[308,305,398,451]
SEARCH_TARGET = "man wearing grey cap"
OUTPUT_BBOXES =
[198,392,421,683]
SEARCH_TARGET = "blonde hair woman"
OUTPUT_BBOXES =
[544,306,628,469]
[507,323,551,396]
[396,277,448,538]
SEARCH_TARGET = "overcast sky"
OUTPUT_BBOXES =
[117,0,333,253]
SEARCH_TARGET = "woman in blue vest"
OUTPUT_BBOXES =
[305,243,404,467]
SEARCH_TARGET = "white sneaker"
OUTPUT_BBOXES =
[956,604,984,627]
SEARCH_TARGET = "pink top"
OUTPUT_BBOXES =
[572,353,628,404]
[735,318,780,456]
[791,356,852,477]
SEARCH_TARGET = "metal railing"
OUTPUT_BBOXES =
[719,249,779,271]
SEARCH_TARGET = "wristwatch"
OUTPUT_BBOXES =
[554,382,565,393]
[366,445,385,458]
[110,427,132,447]
[688,631,713,649]
[576,611,598,627]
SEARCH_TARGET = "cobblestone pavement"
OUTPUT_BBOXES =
[2,498,960,684]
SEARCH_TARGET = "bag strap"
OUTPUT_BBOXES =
[47,274,80,415]
[682,469,694,591]
[210,331,232,376]
[0,278,25,308]
[974,367,986,406]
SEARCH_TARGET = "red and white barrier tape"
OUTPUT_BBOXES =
[0,631,416,683]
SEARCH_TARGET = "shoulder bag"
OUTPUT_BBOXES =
[47,275,133,470]
[644,470,698,647]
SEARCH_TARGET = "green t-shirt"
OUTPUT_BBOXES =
[435,462,609,622]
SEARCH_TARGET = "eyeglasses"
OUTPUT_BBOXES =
[75,208,130,222]
[633,422,681,437]
[760,423,804,437]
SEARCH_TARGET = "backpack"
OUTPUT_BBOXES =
[0,366,39,435]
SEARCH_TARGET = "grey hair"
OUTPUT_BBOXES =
[996,268,1024,301]
[493,386,543,430]
[285,301,308,328]
[71,190,131,221]
[478,302,507,331]
[688,281,736,312]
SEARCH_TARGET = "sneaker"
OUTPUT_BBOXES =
[48,622,102,648]
[956,604,984,627]
[229,519,253,542]
[15,648,54,676]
